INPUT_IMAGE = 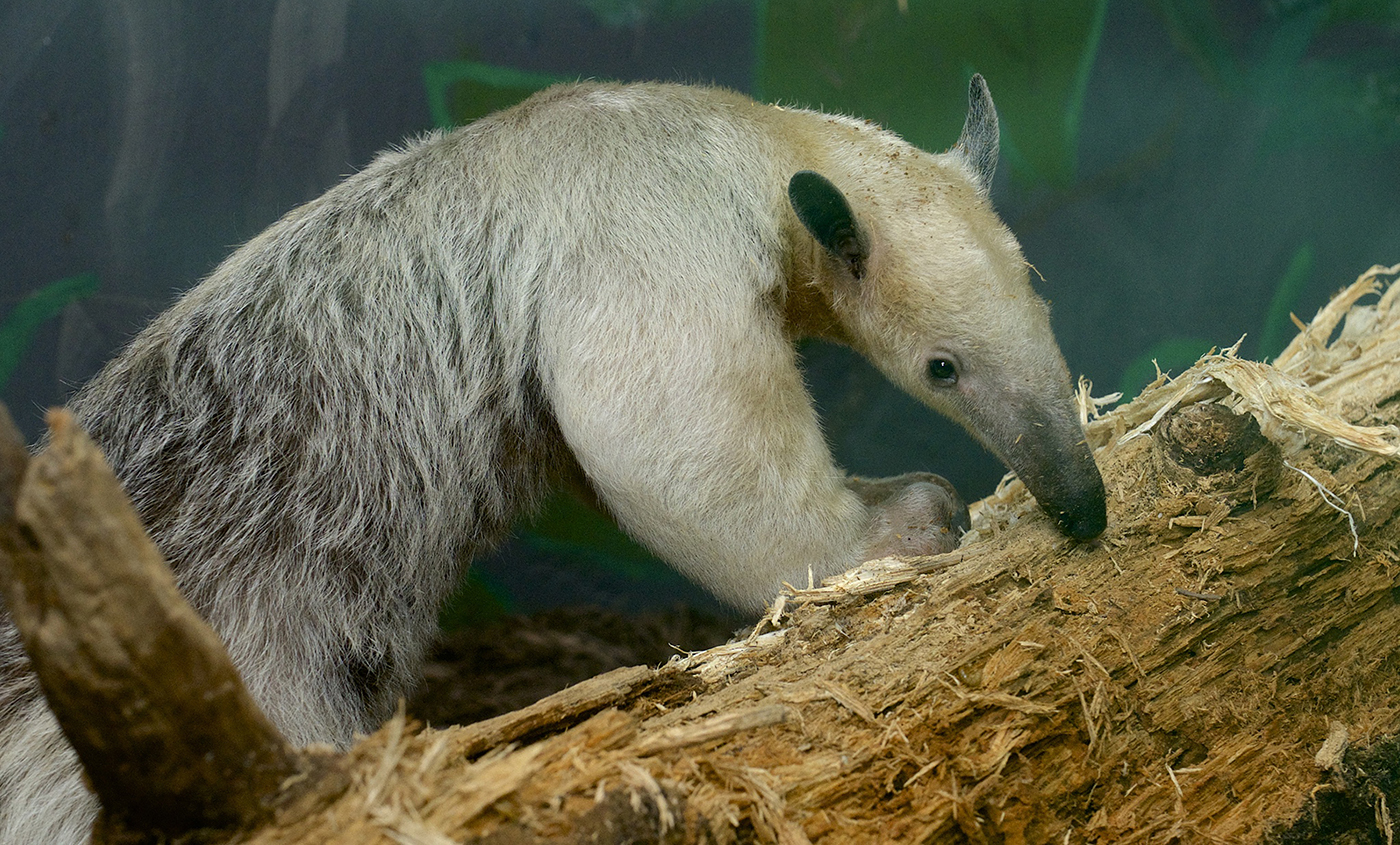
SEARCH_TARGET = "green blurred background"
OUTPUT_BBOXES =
[2,0,1397,623]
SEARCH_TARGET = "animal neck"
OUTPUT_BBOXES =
[779,235,852,344]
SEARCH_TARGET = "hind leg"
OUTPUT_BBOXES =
[0,689,95,845]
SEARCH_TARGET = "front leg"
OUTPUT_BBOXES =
[542,279,968,610]
[847,473,969,560]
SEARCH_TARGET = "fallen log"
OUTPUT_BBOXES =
[4,264,1400,843]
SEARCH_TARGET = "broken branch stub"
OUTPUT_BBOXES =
[0,406,306,841]
[1158,401,1271,476]
[1152,401,1283,505]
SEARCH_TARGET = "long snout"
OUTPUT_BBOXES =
[1016,432,1106,539]
[991,405,1106,540]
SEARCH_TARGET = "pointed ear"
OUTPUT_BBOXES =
[954,73,999,194]
[787,170,869,279]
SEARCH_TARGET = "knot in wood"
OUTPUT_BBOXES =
[1159,403,1269,476]
[1149,402,1283,510]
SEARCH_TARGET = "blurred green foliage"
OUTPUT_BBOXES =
[1258,242,1316,360]
[0,273,99,391]
[1151,0,1400,152]
[436,490,677,630]
[521,491,672,582]
[1118,242,1317,397]
[438,569,514,628]
[424,61,563,129]
[759,0,1109,187]
[1117,0,1399,398]
[1116,337,1217,399]
[579,0,725,27]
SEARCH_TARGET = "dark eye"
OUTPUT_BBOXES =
[927,358,958,385]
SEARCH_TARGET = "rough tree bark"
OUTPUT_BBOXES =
[4,264,1400,844]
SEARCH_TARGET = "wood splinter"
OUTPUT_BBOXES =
[0,405,335,843]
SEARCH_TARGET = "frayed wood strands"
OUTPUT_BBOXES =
[242,263,1400,843]
[1116,353,1400,457]
[9,264,1400,843]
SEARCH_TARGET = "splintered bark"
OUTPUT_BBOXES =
[247,264,1400,844]
[4,264,1400,844]
[0,408,335,843]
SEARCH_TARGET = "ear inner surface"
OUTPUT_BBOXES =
[955,73,1000,193]
[787,170,869,279]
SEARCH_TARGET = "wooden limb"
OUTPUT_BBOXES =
[0,407,322,842]
[226,264,1400,844]
[443,663,660,759]
[7,264,1400,844]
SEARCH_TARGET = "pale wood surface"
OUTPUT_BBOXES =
[5,264,1400,844]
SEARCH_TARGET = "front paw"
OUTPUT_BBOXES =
[855,473,970,560]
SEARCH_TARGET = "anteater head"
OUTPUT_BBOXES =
[785,75,1106,541]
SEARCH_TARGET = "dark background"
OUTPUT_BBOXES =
[2,0,1397,620]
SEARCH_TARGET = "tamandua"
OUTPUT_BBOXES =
[0,75,1104,842]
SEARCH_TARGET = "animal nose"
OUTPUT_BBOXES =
[1049,485,1107,540]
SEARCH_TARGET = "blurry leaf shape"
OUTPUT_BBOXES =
[579,0,725,27]
[1118,336,1216,399]
[1357,65,1400,143]
[1154,0,1400,151]
[437,491,689,627]
[1067,0,1110,144]
[760,0,1108,187]
[438,569,514,630]
[1255,49,1400,152]
[435,489,680,630]
[0,272,99,391]
[1259,242,1315,360]
[1147,0,1242,92]
[1275,0,1400,27]
[519,490,671,582]
[423,61,563,129]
